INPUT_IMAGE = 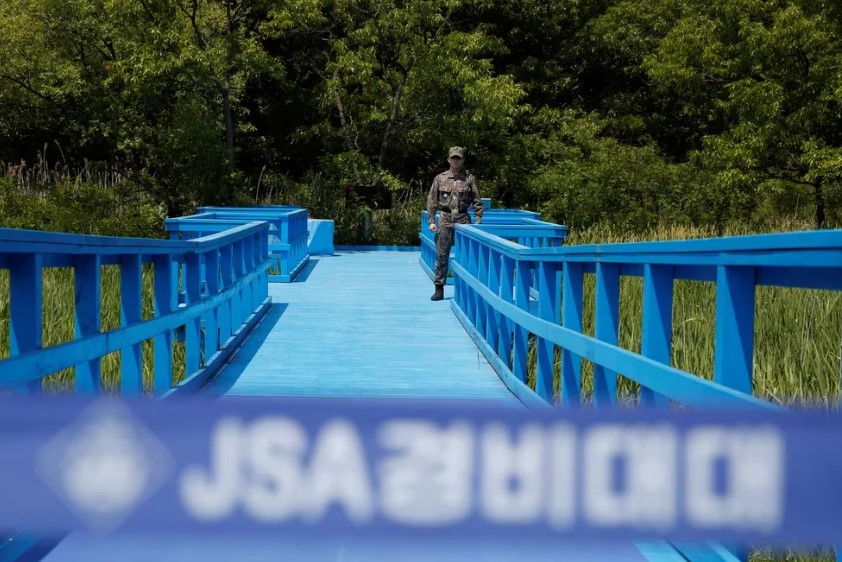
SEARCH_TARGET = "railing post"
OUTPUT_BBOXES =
[280,216,289,277]
[640,264,673,407]
[714,265,756,396]
[253,232,263,306]
[594,263,619,407]
[153,255,174,397]
[485,249,500,354]
[74,254,101,394]
[538,261,561,403]
[120,254,143,395]
[220,244,234,343]
[513,260,531,386]
[185,252,202,374]
[561,261,583,405]
[9,254,43,394]
[233,240,245,324]
[260,231,269,301]
[452,230,464,308]
[476,243,489,337]
[464,236,476,321]
[204,249,220,357]
[499,256,515,371]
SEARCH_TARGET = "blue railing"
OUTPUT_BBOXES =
[0,221,273,558]
[0,223,271,396]
[419,208,566,285]
[443,222,842,562]
[449,225,842,410]
[165,206,309,282]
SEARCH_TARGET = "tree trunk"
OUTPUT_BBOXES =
[815,183,825,228]
[222,75,234,154]
[331,71,362,184]
[378,73,408,171]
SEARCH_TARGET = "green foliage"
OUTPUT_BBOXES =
[2,0,842,237]
[0,176,166,237]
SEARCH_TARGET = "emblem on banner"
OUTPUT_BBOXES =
[34,399,175,533]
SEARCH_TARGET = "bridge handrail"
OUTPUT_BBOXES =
[418,209,569,284]
[0,222,272,395]
[166,208,309,282]
[451,224,842,410]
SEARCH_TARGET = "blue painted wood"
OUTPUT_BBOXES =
[451,302,551,410]
[0,223,271,392]
[594,263,620,407]
[449,225,842,274]
[165,208,309,282]
[513,260,531,386]
[205,252,518,404]
[185,253,202,376]
[9,255,42,394]
[671,542,745,562]
[561,262,583,405]
[219,246,233,342]
[713,266,755,396]
[0,534,62,562]
[418,209,568,288]
[163,298,272,397]
[74,255,101,394]
[536,261,559,402]
[0,221,273,562]
[640,264,673,408]
[0,258,270,390]
[40,534,656,562]
[499,256,515,371]
[153,255,174,397]
[336,245,419,251]
[204,249,220,358]
[450,260,776,410]
[485,249,501,355]
[120,254,143,395]
[477,244,489,337]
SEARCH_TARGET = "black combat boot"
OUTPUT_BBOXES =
[430,284,444,301]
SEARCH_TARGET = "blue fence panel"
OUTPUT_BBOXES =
[0,223,272,560]
[0,222,271,396]
[166,207,310,282]
[419,208,567,285]
[446,224,842,562]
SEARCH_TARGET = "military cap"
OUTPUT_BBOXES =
[448,146,465,158]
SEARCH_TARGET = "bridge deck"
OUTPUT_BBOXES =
[205,250,518,402]
[40,251,681,562]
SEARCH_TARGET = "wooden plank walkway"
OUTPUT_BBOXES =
[204,251,519,403]
[41,251,678,562]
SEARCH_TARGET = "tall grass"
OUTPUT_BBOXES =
[0,266,186,395]
[522,224,842,409]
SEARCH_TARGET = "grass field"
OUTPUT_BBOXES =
[0,265,186,395]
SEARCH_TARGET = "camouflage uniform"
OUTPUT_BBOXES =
[426,155,484,288]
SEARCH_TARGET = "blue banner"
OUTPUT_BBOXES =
[0,395,840,547]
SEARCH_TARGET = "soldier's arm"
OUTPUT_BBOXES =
[470,176,483,224]
[426,177,439,225]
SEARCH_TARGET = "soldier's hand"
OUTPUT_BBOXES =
[429,223,437,233]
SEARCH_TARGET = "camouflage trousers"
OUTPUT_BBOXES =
[434,214,471,285]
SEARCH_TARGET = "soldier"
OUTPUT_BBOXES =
[426,146,484,301]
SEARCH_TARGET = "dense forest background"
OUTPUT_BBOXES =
[2,0,842,244]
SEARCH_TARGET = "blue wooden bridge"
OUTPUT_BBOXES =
[0,200,839,561]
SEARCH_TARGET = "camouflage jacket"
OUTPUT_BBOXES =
[426,169,484,225]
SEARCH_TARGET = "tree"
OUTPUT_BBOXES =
[645,0,842,227]
[265,0,528,189]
